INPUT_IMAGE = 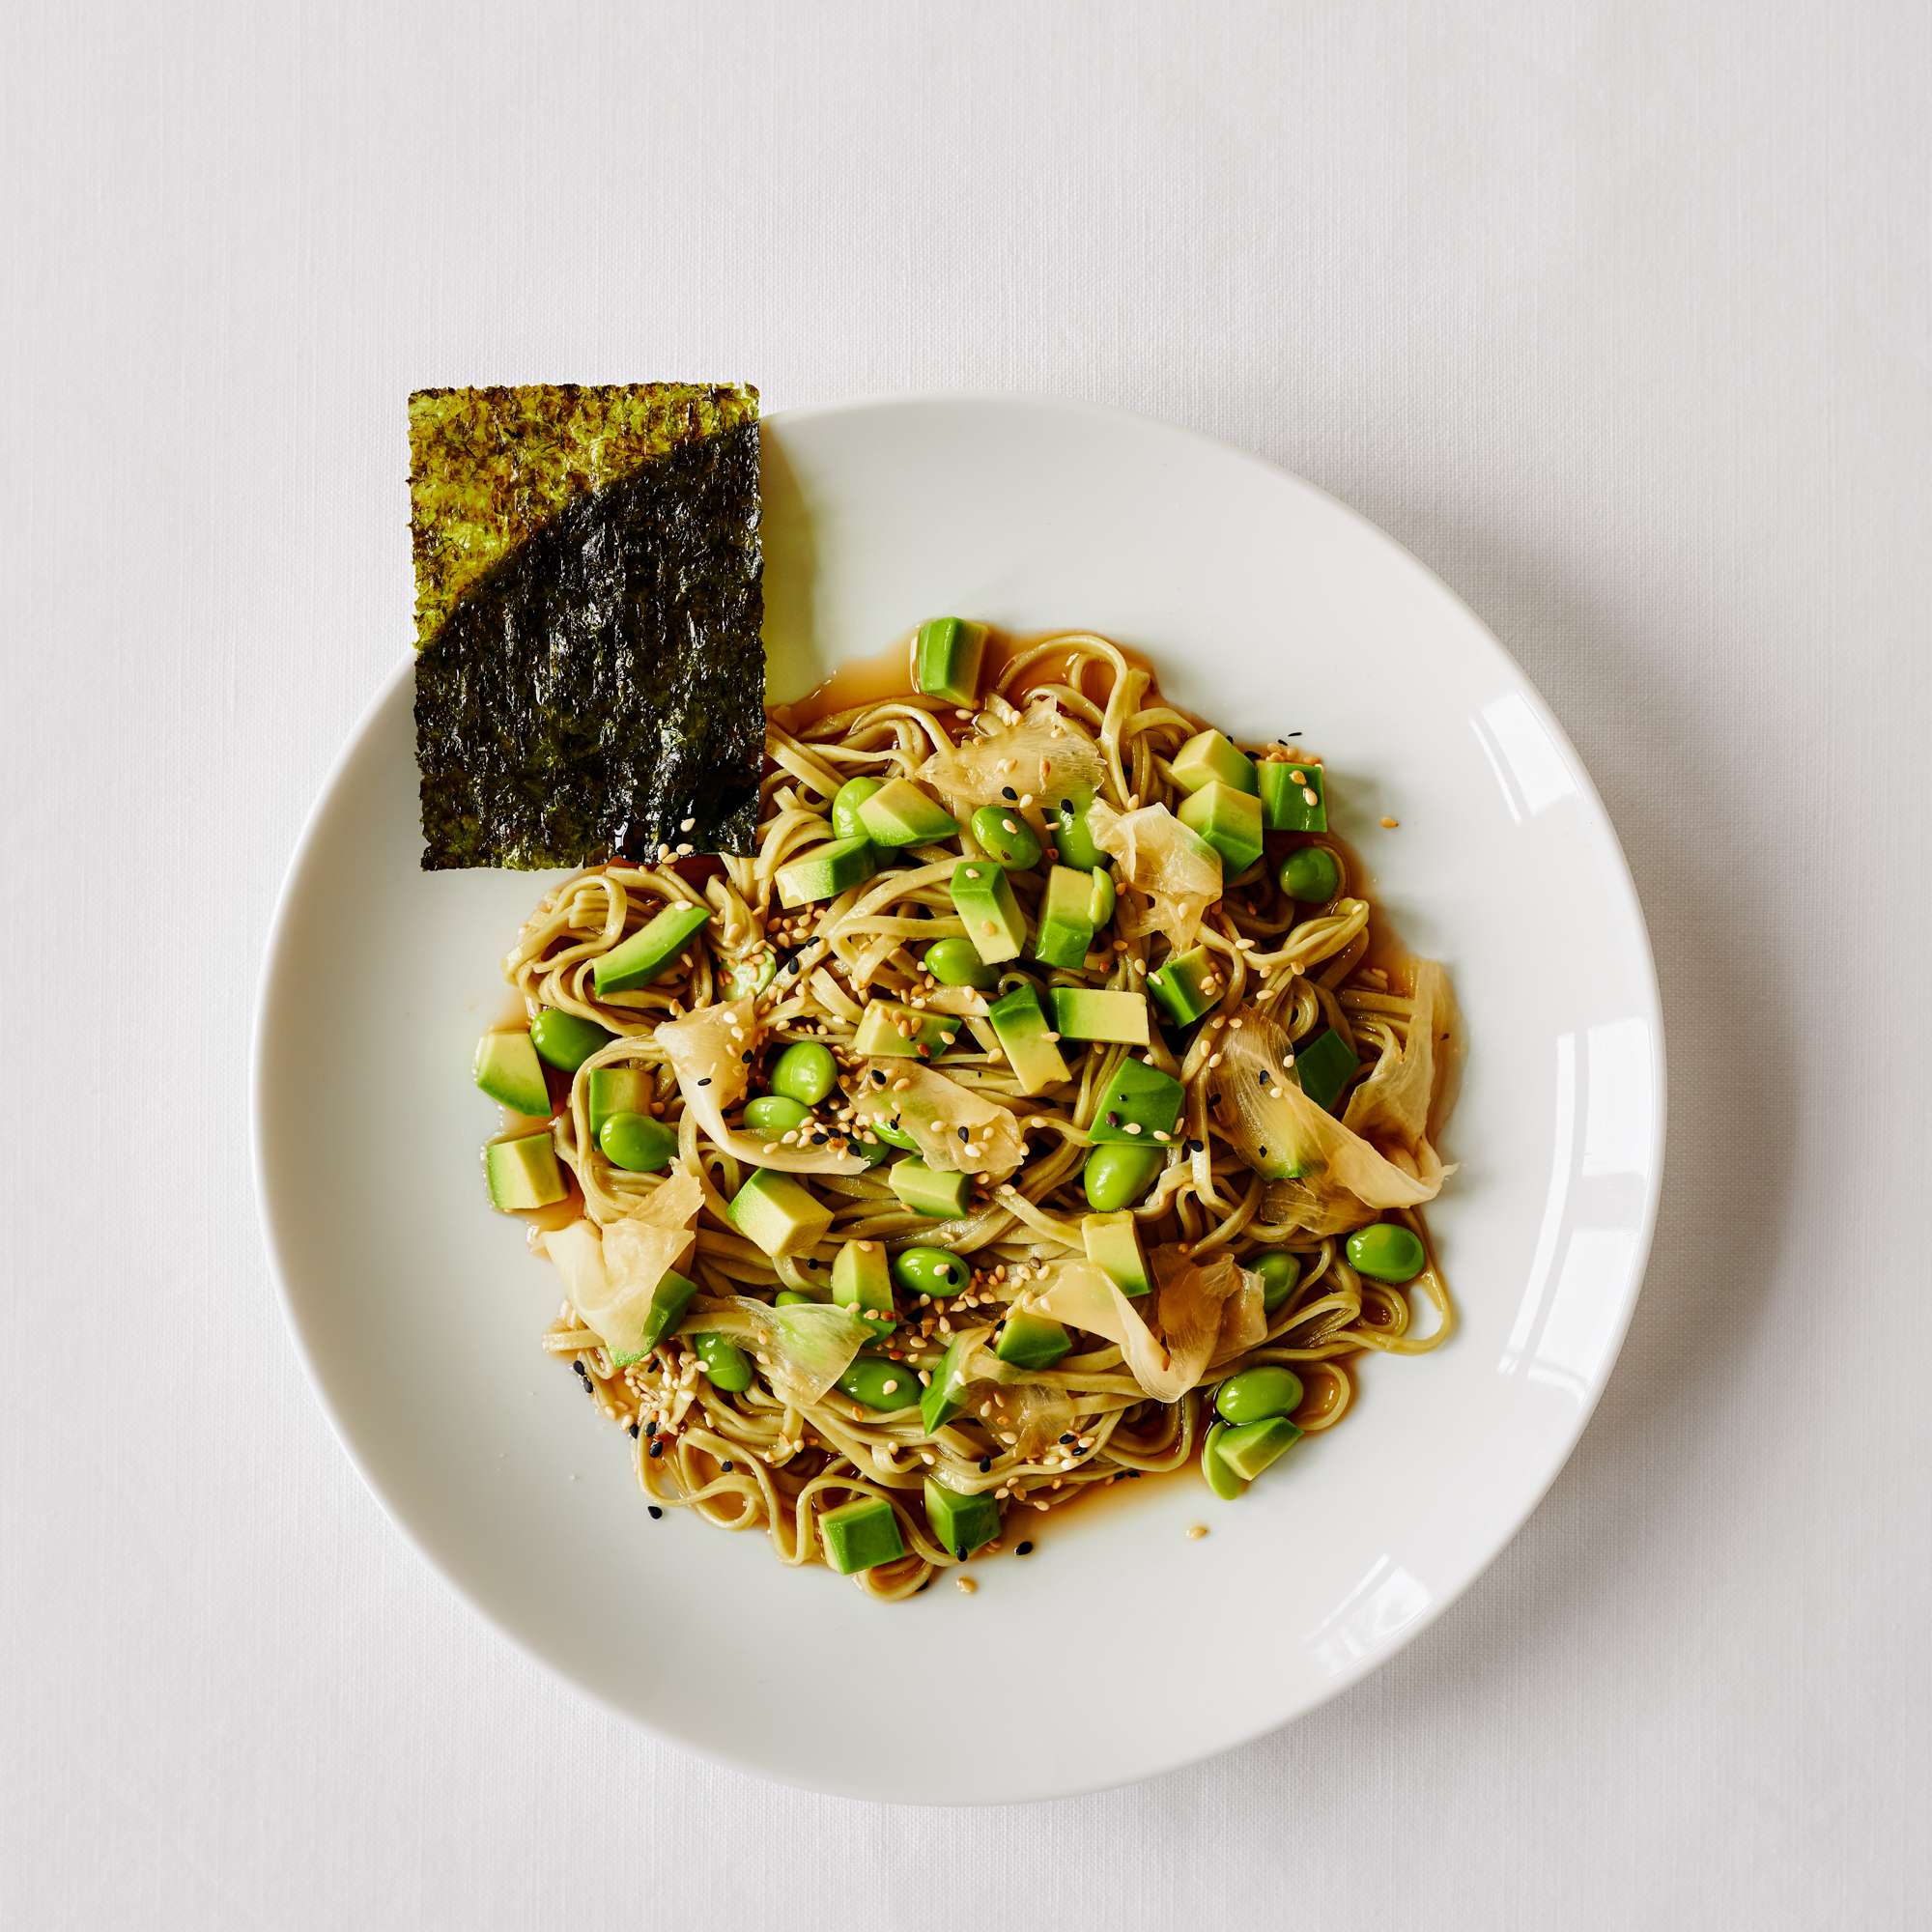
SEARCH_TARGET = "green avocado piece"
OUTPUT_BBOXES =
[1086,865,1116,930]
[987,984,1071,1094]
[1293,1027,1358,1114]
[593,902,713,996]
[775,836,879,908]
[819,1494,907,1576]
[831,1238,897,1335]
[484,1129,567,1211]
[831,775,884,842]
[610,1267,699,1365]
[995,1310,1071,1371]
[923,1476,1000,1560]
[1146,947,1219,1028]
[1259,758,1328,833]
[857,778,959,847]
[586,1065,652,1135]
[1033,864,1097,968]
[724,1168,833,1258]
[914,616,988,706]
[474,1030,551,1116]
[887,1159,972,1219]
[1202,1421,1247,1499]
[1090,1056,1184,1144]
[920,1333,976,1433]
[1178,781,1264,878]
[852,999,963,1060]
[950,862,1028,963]
[1172,727,1259,797]
[1082,1210,1151,1296]
[1215,1414,1303,1480]
[1049,987,1150,1046]
[1051,797,1109,870]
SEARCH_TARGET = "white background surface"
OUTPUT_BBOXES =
[3,1,1926,1925]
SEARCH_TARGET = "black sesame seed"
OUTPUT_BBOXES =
[1059,798,1073,813]
[804,1257,821,1270]
[1001,785,1018,801]
[978,1456,993,1473]
[696,1076,711,1087]
[1015,1540,1035,1555]
[1059,1433,1075,1444]
[810,1131,828,1145]
[647,1440,664,1458]
[1104,1111,1120,1128]
[572,1361,587,1378]
[958,1126,970,1143]
[627,1422,640,1438]
[1259,1146,1268,1158]
[741,1050,753,1063]
[722,1460,734,1472]
[647,1505,664,1520]
[872,1068,888,1085]
[645,1421,659,1438]
[582,1378,595,1396]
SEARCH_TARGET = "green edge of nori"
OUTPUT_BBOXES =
[413,419,764,869]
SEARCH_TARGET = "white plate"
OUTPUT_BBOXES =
[254,396,1663,1803]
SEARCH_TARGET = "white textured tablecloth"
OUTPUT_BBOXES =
[5,3,1927,1924]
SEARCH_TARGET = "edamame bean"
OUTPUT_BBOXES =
[890,1245,969,1299]
[1252,1251,1301,1313]
[1087,865,1116,928]
[774,1289,816,1306]
[724,952,777,999]
[1279,845,1343,903]
[869,1118,922,1151]
[922,936,999,990]
[598,1110,677,1173]
[1202,1421,1247,1499]
[1346,1222,1427,1284]
[832,776,884,842]
[530,1008,614,1073]
[1214,1366,1305,1426]
[744,1094,811,1134]
[693,1332,753,1392]
[1082,1142,1165,1212]
[770,1041,838,1106]
[837,1353,921,1410]
[969,803,1043,870]
[1053,799,1107,870]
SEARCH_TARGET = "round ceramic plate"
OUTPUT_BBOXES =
[254,396,1663,1804]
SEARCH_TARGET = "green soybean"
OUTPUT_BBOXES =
[970,803,1043,870]
[1215,1366,1305,1426]
[1279,845,1344,903]
[869,1118,922,1152]
[1346,1222,1427,1284]
[529,1008,613,1073]
[693,1333,753,1392]
[923,936,999,990]
[837,1353,921,1410]
[832,777,884,842]
[1252,1251,1301,1313]
[891,1245,969,1299]
[744,1094,811,1134]
[1083,1143,1165,1212]
[770,1041,838,1106]
[1053,799,1107,870]
[774,1289,817,1306]
[724,952,777,999]
[1202,1422,1247,1499]
[598,1111,677,1173]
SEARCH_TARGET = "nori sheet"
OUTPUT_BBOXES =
[410,383,764,869]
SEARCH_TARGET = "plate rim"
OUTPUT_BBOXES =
[251,391,1666,1801]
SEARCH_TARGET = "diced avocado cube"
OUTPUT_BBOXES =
[1051,797,1109,870]
[775,836,879,908]
[484,1129,567,1211]
[1178,781,1264,878]
[474,1029,550,1116]
[593,902,713,996]
[1293,1027,1358,1114]
[1086,865,1116,930]
[831,775,884,842]
[1259,759,1328,833]
[857,778,959,848]
[1202,1421,1247,1499]
[1146,947,1219,1028]
[819,1494,907,1576]
[987,984,1071,1094]
[852,999,962,1060]
[725,1168,833,1258]
[913,616,988,706]
[1172,727,1259,797]
[923,1476,1000,1560]
[920,1332,976,1433]
[831,1239,897,1335]
[611,1267,699,1365]
[1033,864,1097,969]
[587,1065,652,1136]
[1049,987,1151,1046]
[995,1310,1071,1370]
[1215,1414,1303,1481]
[950,862,1027,963]
[887,1159,972,1219]
[1090,1057,1185,1144]
[1082,1210,1151,1296]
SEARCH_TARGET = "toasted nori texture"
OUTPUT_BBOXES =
[410,384,764,869]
